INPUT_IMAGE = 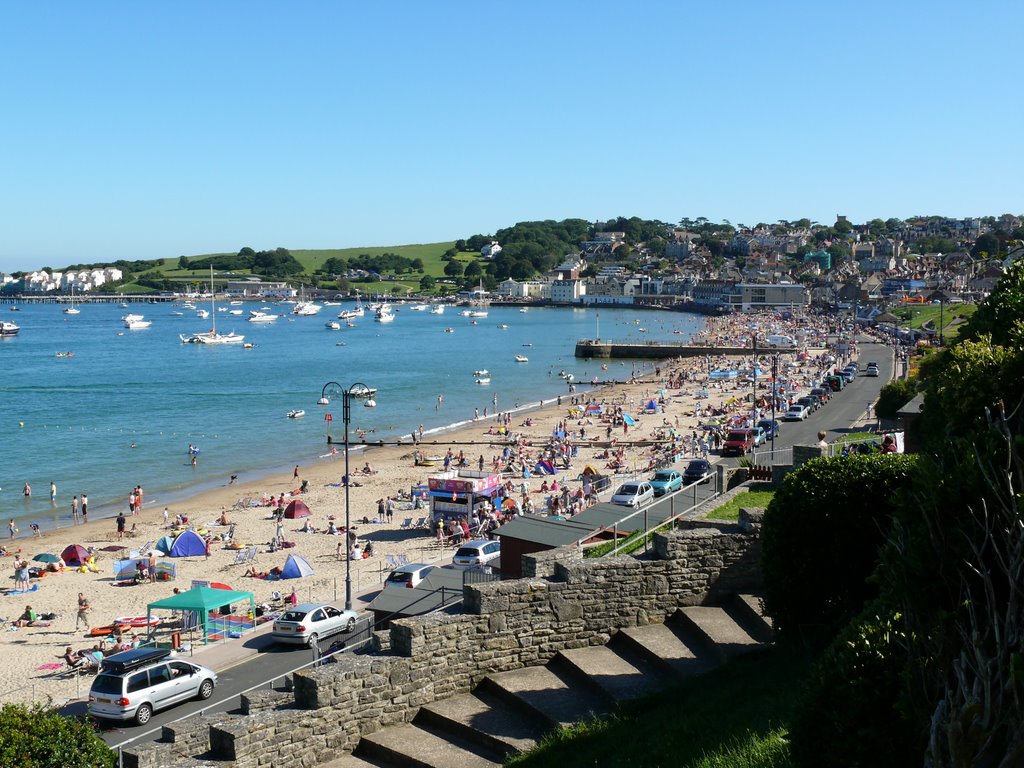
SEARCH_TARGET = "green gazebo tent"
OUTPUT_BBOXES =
[146,585,256,645]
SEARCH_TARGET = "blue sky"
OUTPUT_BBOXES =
[1,1,1021,272]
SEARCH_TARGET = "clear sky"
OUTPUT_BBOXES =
[1,1,1021,272]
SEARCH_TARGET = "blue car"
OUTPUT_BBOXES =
[648,469,683,496]
[757,419,781,440]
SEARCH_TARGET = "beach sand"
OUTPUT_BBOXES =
[0,313,838,707]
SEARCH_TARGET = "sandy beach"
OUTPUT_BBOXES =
[0,312,841,707]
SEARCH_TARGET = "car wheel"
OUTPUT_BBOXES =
[306,632,319,649]
[345,617,356,633]
[197,679,214,700]
[134,703,153,726]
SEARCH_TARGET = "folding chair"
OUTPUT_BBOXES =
[399,518,413,530]
[397,554,410,566]
[414,517,427,529]
[384,554,399,570]
[231,549,248,565]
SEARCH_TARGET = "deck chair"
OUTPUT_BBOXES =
[244,546,258,564]
[399,518,413,530]
[230,548,248,565]
[384,554,399,570]
[414,517,427,529]
[397,554,411,566]
[128,541,153,560]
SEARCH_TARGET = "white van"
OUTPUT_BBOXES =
[765,334,797,349]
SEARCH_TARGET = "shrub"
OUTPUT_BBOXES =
[788,601,922,768]
[0,704,114,767]
[874,377,916,419]
[760,454,917,646]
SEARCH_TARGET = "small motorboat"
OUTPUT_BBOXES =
[497,324,509,329]
[325,320,341,330]
[475,377,491,385]
[515,355,528,363]
[444,327,454,333]
[288,409,305,419]
[473,369,489,376]
[243,343,255,349]
[55,351,75,358]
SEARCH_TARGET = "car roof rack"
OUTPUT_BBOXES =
[100,647,172,674]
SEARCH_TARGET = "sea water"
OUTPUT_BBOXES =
[0,301,703,532]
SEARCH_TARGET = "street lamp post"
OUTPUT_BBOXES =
[321,381,373,611]
[770,354,778,453]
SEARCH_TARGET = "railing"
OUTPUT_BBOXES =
[749,445,793,466]
[576,477,722,555]
[601,483,723,558]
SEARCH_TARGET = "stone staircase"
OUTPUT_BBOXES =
[322,594,772,768]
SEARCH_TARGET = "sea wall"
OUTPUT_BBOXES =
[123,521,761,768]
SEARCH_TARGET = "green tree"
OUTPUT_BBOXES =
[419,274,436,290]
[443,260,464,278]
[411,258,424,272]
[177,256,189,270]
[971,232,1000,259]
[0,704,114,767]
[463,260,482,279]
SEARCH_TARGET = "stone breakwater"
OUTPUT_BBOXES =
[124,516,762,768]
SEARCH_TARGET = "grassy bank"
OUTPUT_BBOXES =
[506,646,807,768]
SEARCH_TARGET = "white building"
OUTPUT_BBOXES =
[480,241,502,259]
[550,279,585,304]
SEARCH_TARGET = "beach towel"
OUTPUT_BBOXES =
[8,584,39,595]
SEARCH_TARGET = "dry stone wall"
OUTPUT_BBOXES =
[123,522,761,768]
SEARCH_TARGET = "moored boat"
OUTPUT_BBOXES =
[0,321,21,337]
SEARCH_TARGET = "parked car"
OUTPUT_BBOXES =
[756,419,781,439]
[649,469,684,496]
[785,404,809,421]
[384,563,436,589]
[750,426,767,446]
[796,396,819,413]
[682,459,713,485]
[722,429,755,456]
[810,387,831,404]
[610,481,655,507]
[88,648,218,725]
[452,540,501,570]
[272,603,360,647]
[825,375,845,391]
[840,369,856,383]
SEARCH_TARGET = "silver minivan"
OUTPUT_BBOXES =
[88,648,217,725]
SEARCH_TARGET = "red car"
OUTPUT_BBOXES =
[722,429,755,456]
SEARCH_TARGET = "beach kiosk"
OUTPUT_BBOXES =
[427,469,504,525]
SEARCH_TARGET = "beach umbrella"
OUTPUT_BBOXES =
[32,553,61,563]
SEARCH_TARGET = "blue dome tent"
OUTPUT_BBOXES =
[169,529,207,557]
[280,554,315,579]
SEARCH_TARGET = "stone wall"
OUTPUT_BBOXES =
[124,523,761,768]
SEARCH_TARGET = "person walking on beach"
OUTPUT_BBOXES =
[81,493,88,523]
[8,519,15,540]
[293,465,300,481]
[135,485,144,511]
[385,497,395,523]
[116,512,126,541]
[128,491,136,516]
[76,592,91,631]
[163,508,170,528]
[71,495,79,523]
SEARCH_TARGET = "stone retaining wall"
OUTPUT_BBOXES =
[124,523,761,768]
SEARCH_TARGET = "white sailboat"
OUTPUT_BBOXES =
[374,304,395,323]
[63,286,81,315]
[180,268,245,344]
[292,285,322,315]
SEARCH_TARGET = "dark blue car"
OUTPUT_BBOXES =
[757,419,781,440]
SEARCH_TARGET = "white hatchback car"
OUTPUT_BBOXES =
[383,563,436,589]
[452,540,501,570]
[610,481,655,507]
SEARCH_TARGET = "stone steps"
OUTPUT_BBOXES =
[553,644,664,705]
[416,689,545,757]
[329,596,772,768]
[734,593,774,639]
[356,722,503,768]
[675,605,764,663]
[611,620,720,680]
[479,663,612,729]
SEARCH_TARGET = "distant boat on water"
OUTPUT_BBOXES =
[0,321,20,337]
